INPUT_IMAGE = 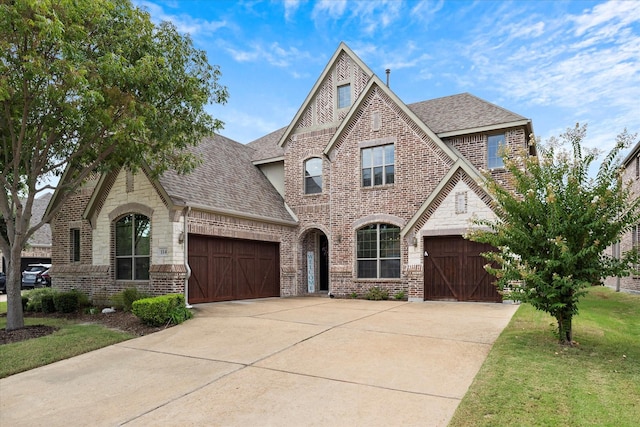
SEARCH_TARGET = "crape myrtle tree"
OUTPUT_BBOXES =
[469,124,640,345]
[0,0,228,330]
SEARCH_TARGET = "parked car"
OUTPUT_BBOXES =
[21,264,51,289]
[0,271,5,293]
[36,268,52,287]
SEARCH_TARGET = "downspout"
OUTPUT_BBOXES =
[183,206,192,308]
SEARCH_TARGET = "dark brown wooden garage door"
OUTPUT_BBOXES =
[188,235,280,303]
[424,236,501,302]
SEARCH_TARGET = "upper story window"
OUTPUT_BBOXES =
[487,134,506,169]
[361,144,394,187]
[304,157,323,194]
[115,213,150,280]
[356,223,401,279]
[337,84,351,109]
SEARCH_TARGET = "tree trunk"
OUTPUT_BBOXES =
[556,311,573,346]
[5,244,25,331]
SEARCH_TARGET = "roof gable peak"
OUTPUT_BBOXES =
[277,42,375,148]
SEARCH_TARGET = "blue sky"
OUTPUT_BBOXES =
[136,0,640,156]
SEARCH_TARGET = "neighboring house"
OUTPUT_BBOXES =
[604,141,640,293]
[1,193,52,273]
[48,43,533,303]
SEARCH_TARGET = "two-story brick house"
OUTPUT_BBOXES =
[48,42,533,303]
[604,141,640,293]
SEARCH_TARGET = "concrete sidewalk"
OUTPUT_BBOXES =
[0,298,518,426]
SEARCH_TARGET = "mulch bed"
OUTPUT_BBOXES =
[1,310,171,345]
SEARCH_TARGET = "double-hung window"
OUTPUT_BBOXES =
[357,224,401,278]
[304,158,322,194]
[337,84,351,109]
[115,214,150,280]
[361,144,394,187]
[488,134,506,169]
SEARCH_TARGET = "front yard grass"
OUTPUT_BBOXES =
[0,305,134,378]
[450,286,640,427]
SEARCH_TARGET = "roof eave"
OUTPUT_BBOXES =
[252,156,285,166]
[184,202,298,227]
[437,119,532,138]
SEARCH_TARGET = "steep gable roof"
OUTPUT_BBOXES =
[323,75,461,168]
[408,93,530,136]
[277,42,375,148]
[159,134,295,225]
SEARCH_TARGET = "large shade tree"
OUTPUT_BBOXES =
[0,0,228,330]
[470,124,640,345]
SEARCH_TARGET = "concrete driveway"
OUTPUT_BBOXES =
[1,297,518,426]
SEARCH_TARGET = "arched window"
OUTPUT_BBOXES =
[356,223,400,278]
[115,214,150,280]
[304,158,323,194]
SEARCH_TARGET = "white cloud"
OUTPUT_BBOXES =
[312,0,347,20]
[135,0,226,36]
[284,0,302,21]
[224,41,312,70]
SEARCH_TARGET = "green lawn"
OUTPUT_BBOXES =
[450,287,640,427]
[0,303,134,378]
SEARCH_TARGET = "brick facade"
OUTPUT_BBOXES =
[49,43,532,304]
[604,144,640,293]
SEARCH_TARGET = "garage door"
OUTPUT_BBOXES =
[188,235,280,303]
[424,236,501,302]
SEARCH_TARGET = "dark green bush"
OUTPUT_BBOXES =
[111,287,150,312]
[25,288,57,312]
[364,286,388,301]
[21,295,29,311]
[132,294,192,326]
[53,291,79,313]
[41,294,56,313]
[73,289,91,309]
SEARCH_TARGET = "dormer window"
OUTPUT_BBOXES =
[304,158,323,194]
[337,84,351,109]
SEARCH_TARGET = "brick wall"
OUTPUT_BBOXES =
[604,149,640,293]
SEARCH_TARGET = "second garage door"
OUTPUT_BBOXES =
[188,235,280,303]
[424,236,501,302]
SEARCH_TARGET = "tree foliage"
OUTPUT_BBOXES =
[469,124,640,345]
[0,0,228,330]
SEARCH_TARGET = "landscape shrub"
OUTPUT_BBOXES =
[364,286,388,301]
[394,290,406,300]
[53,291,79,313]
[41,294,56,313]
[25,287,58,312]
[111,287,150,312]
[132,294,192,326]
[21,295,28,311]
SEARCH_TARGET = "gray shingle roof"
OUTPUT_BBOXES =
[247,127,286,162]
[159,134,294,224]
[28,193,52,246]
[408,92,528,135]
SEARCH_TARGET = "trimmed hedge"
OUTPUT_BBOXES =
[53,291,79,313]
[132,294,192,326]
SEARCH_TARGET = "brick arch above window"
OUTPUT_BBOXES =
[352,214,405,231]
[108,203,154,222]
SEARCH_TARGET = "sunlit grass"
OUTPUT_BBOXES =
[0,316,134,378]
[450,287,639,427]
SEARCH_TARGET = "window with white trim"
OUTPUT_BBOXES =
[356,224,401,278]
[304,158,322,194]
[488,134,506,169]
[337,84,351,109]
[361,144,395,187]
[115,214,150,280]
